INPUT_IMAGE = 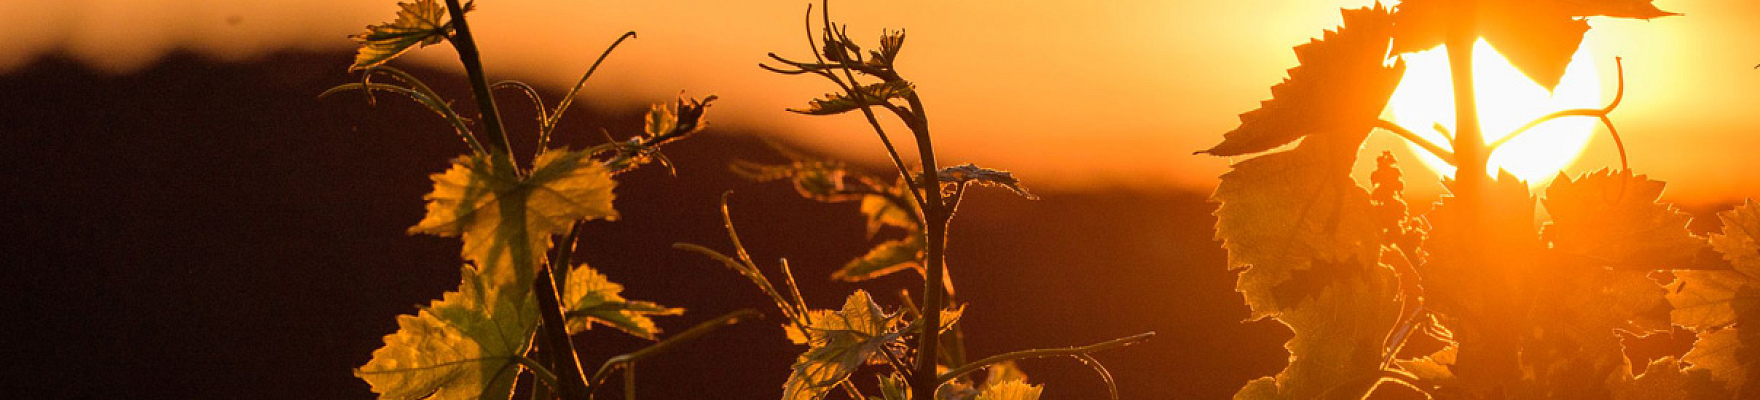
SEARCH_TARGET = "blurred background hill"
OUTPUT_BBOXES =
[2,51,1292,398]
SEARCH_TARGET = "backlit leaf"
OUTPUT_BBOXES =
[1233,256,1402,399]
[933,164,1038,200]
[1612,357,1730,400]
[643,94,717,139]
[1199,4,1404,157]
[1480,8,1587,91]
[1670,200,1760,330]
[1543,170,1711,272]
[356,266,538,400]
[1674,200,1760,394]
[834,236,924,282]
[409,150,618,303]
[729,159,855,203]
[983,361,1028,391]
[859,183,920,236]
[561,264,683,340]
[1682,327,1760,395]
[350,0,469,71]
[1211,138,1381,319]
[784,291,903,400]
[974,380,1043,400]
[1388,0,1676,90]
[791,81,914,116]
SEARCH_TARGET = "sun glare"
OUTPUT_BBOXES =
[1387,40,1602,187]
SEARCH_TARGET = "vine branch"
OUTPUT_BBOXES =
[588,309,762,391]
[1486,57,1629,170]
[442,0,514,168]
[1376,120,1457,165]
[935,332,1155,396]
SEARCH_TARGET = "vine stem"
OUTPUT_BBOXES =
[535,224,592,399]
[1444,3,1486,195]
[588,309,762,390]
[443,0,515,169]
[443,1,590,398]
[905,90,950,400]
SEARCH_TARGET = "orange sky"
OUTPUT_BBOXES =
[6,0,1755,204]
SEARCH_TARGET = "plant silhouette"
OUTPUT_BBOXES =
[1202,1,1758,398]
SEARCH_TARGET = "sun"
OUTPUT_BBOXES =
[1387,39,1602,187]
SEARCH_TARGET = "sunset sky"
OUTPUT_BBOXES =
[6,0,1756,204]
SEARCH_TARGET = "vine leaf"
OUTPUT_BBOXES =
[409,150,619,303]
[1672,200,1760,393]
[1234,255,1401,399]
[1389,0,1677,90]
[1542,169,1712,273]
[356,266,538,400]
[868,30,907,67]
[1683,326,1760,394]
[934,164,1038,200]
[877,374,911,400]
[561,264,683,340]
[834,236,924,282]
[349,0,472,71]
[1671,200,1760,330]
[1198,4,1404,157]
[860,181,920,236]
[790,81,914,116]
[731,156,926,283]
[644,94,717,140]
[1419,172,1538,390]
[730,159,855,203]
[1211,139,1381,319]
[974,380,1044,400]
[1518,170,1691,389]
[1611,357,1731,399]
[784,290,903,400]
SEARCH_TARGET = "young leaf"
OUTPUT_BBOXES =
[1199,4,1404,157]
[983,361,1029,391]
[934,164,1038,200]
[784,290,904,400]
[409,150,619,301]
[791,81,914,116]
[561,264,684,340]
[869,30,907,67]
[859,183,920,236]
[974,380,1043,400]
[643,94,718,140]
[833,236,924,282]
[733,159,856,203]
[876,374,911,400]
[350,0,470,71]
[356,266,538,400]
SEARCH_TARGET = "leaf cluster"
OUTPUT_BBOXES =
[1199,1,1760,399]
[334,1,745,399]
[675,3,1150,399]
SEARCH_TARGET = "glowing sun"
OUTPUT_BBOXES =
[1387,39,1601,187]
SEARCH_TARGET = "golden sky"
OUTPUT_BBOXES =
[6,0,1755,204]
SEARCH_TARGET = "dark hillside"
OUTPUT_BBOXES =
[0,51,1283,398]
